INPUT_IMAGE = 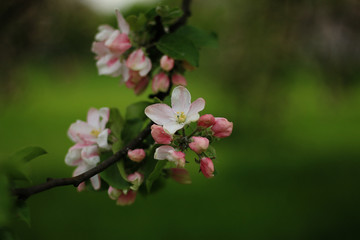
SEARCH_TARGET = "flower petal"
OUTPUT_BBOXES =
[95,25,114,41]
[171,86,191,114]
[65,145,82,166]
[116,9,130,35]
[68,120,95,143]
[99,107,110,130]
[87,108,100,129]
[73,163,89,177]
[139,57,152,77]
[163,122,184,135]
[185,98,205,124]
[90,174,101,190]
[81,145,100,166]
[154,145,175,160]
[96,54,122,77]
[145,104,176,126]
[91,41,109,57]
[96,129,110,149]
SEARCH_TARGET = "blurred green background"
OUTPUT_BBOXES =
[1,0,360,239]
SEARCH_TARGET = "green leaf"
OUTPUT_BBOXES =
[0,175,10,227]
[205,145,217,159]
[16,201,30,226]
[146,160,167,192]
[126,14,147,32]
[125,101,151,121]
[111,140,122,154]
[116,161,129,182]
[10,147,47,163]
[108,108,124,140]
[156,32,199,67]
[121,120,145,145]
[176,25,218,49]
[99,152,130,190]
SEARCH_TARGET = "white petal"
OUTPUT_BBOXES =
[68,120,95,143]
[65,145,82,166]
[163,122,184,135]
[120,61,130,82]
[145,104,176,125]
[73,163,89,177]
[116,9,130,35]
[171,86,191,114]
[185,98,205,124]
[90,174,101,190]
[91,41,109,57]
[96,129,110,149]
[95,25,114,41]
[87,108,100,129]
[99,107,110,130]
[96,54,122,77]
[154,145,174,160]
[104,30,120,48]
[81,145,100,165]
[139,57,152,77]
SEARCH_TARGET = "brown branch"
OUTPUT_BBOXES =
[12,0,192,201]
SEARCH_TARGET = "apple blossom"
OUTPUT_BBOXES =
[172,73,187,86]
[154,145,186,168]
[152,72,170,93]
[95,54,123,77]
[126,49,152,77]
[200,157,215,178]
[145,86,205,134]
[65,144,101,190]
[170,168,192,184]
[211,117,233,138]
[151,124,173,144]
[127,149,146,162]
[160,55,175,71]
[108,186,122,200]
[197,114,216,128]
[189,136,209,154]
[117,190,137,206]
[68,107,111,149]
[125,75,149,95]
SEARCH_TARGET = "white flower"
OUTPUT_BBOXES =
[145,86,205,134]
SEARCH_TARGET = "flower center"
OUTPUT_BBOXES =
[90,129,100,137]
[176,112,186,124]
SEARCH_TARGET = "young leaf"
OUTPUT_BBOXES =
[121,120,145,145]
[175,25,218,49]
[156,32,199,67]
[99,152,130,190]
[125,101,151,121]
[10,147,47,163]
[16,201,30,226]
[108,108,124,139]
[146,160,167,192]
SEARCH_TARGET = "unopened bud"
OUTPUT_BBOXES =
[171,73,187,86]
[211,117,233,138]
[160,55,175,71]
[189,136,209,154]
[152,72,170,93]
[198,114,216,128]
[151,124,173,144]
[200,157,215,178]
[127,149,146,162]
[170,168,192,184]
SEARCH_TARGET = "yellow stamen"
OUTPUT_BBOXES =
[90,129,100,137]
[176,112,186,124]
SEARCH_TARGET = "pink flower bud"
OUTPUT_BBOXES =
[198,114,216,128]
[108,186,122,200]
[211,117,233,138]
[117,190,137,206]
[77,182,86,192]
[126,49,152,77]
[125,73,149,95]
[171,73,187,86]
[151,124,172,144]
[127,149,146,162]
[200,157,215,178]
[160,55,175,71]
[189,136,209,154]
[170,168,192,184]
[128,172,144,191]
[152,72,170,93]
[105,31,131,54]
[171,151,186,168]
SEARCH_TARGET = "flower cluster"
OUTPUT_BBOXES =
[145,86,233,178]
[65,108,111,191]
[91,10,188,95]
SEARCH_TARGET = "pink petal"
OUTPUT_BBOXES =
[95,25,115,41]
[145,104,176,126]
[171,86,191,114]
[96,54,122,77]
[65,147,82,166]
[87,108,100,129]
[116,9,130,35]
[154,145,174,160]
[81,145,100,166]
[91,41,109,57]
[68,120,95,143]
[185,98,205,124]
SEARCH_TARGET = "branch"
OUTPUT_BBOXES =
[12,0,193,201]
